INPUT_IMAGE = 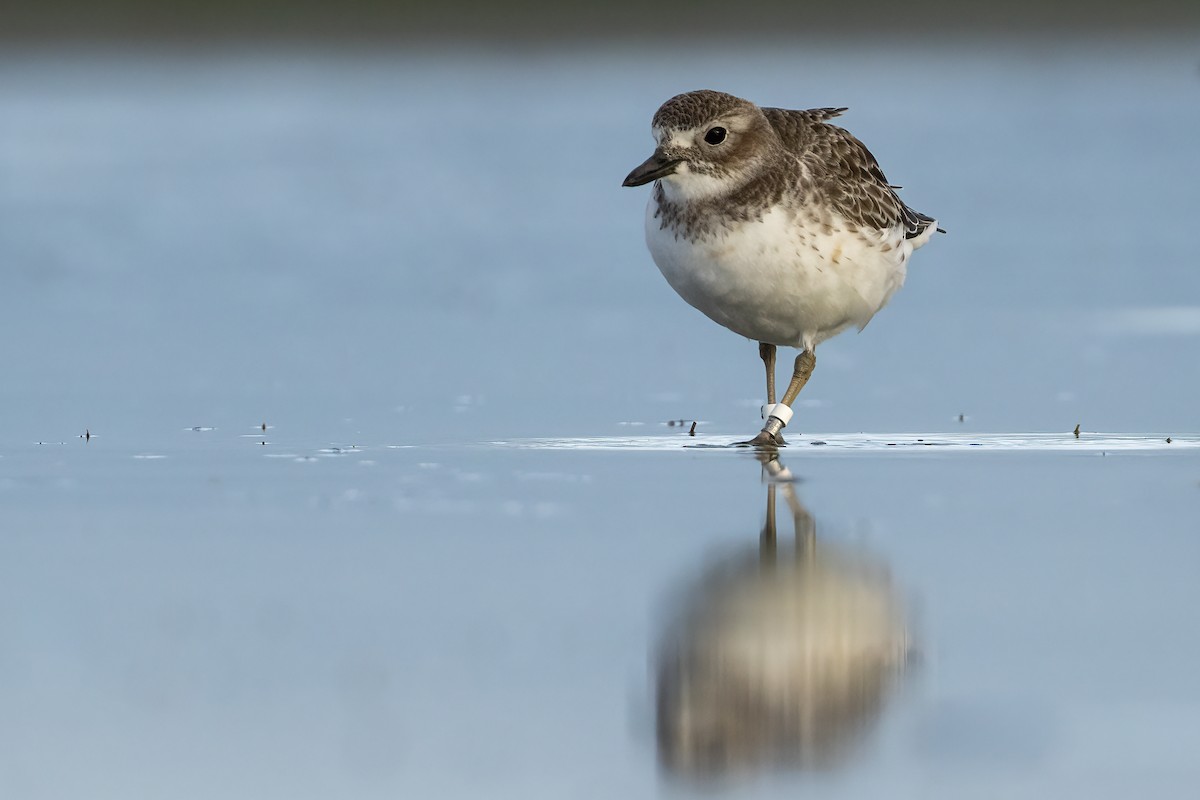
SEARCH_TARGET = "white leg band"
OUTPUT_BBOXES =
[765,404,793,427]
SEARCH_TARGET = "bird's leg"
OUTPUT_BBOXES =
[757,342,786,446]
[759,342,777,406]
[744,349,816,448]
[779,349,816,407]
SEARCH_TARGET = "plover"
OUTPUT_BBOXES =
[623,90,939,446]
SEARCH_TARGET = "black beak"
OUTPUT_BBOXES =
[622,149,682,187]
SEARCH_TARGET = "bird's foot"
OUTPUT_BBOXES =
[739,410,790,448]
[737,430,786,449]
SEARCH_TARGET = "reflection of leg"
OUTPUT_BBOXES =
[759,449,813,558]
[760,482,777,564]
[748,350,816,447]
[781,482,816,559]
[758,449,780,562]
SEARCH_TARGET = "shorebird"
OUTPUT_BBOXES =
[624,90,939,446]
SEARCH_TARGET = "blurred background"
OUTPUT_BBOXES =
[2,1,1198,442]
[3,5,1200,800]
[6,0,1200,41]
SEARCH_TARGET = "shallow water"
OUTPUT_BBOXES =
[4,432,1200,798]
[2,38,1200,798]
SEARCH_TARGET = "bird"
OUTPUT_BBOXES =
[623,90,939,447]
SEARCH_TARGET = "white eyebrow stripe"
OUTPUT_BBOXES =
[669,131,695,149]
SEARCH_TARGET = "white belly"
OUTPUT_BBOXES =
[646,202,911,350]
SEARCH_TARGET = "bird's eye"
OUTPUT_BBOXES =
[704,126,727,145]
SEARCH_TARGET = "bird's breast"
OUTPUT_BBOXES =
[644,198,910,348]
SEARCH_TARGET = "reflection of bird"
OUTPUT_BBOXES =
[656,453,909,776]
[624,90,939,446]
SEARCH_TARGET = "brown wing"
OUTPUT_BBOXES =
[801,107,848,122]
[765,107,935,239]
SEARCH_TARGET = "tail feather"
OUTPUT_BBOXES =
[902,206,936,240]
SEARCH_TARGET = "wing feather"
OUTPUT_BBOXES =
[764,107,936,240]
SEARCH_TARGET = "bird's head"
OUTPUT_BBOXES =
[623,90,780,202]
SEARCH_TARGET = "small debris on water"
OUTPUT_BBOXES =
[1166,437,1172,444]
[1073,424,1081,438]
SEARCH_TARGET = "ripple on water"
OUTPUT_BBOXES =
[487,432,1200,452]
